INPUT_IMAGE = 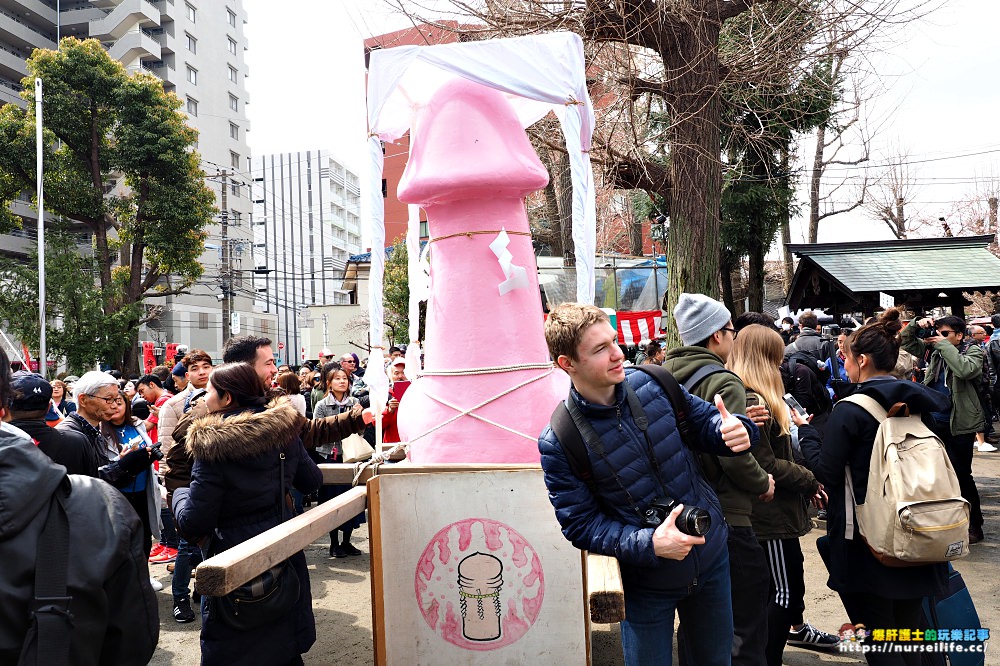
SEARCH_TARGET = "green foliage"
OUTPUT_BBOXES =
[382,242,426,344]
[0,38,216,371]
[717,4,834,269]
[0,228,135,375]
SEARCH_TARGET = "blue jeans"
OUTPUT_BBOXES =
[621,550,733,666]
[159,506,178,549]
[171,538,203,602]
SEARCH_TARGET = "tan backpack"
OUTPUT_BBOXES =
[842,394,970,566]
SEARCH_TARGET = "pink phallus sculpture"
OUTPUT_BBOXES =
[396,78,570,464]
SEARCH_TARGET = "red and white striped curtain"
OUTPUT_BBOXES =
[617,311,661,346]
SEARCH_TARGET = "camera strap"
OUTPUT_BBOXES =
[564,396,649,523]
[623,382,670,498]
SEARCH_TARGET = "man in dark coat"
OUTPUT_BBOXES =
[538,303,758,666]
[0,349,158,665]
[6,374,93,475]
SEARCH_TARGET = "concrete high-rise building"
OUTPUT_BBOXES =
[252,151,363,366]
[0,0,275,365]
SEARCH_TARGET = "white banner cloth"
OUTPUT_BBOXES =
[365,32,598,361]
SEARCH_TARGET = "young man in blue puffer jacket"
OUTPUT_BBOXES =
[538,303,759,666]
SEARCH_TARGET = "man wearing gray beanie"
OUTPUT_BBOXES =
[664,293,774,666]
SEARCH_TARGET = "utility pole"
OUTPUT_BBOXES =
[220,170,231,343]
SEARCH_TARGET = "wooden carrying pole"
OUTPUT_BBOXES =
[194,487,367,597]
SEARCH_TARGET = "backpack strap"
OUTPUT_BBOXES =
[840,393,888,422]
[29,480,73,666]
[550,401,601,499]
[839,394,888,543]
[681,363,734,394]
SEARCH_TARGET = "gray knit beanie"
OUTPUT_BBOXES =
[673,293,732,346]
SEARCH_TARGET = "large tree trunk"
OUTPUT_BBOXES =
[555,148,575,266]
[535,147,564,256]
[808,123,825,243]
[661,21,722,344]
[629,215,643,256]
[747,237,765,313]
[720,251,736,313]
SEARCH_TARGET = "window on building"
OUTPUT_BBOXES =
[261,318,269,334]
[228,65,238,83]
[185,33,197,53]
[229,123,239,140]
[381,178,387,198]
[231,182,240,197]
[228,37,237,55]
[230,151,240,169]
[186,65,197,85]
[227,8,237,27]
[186,96,198,116]
[185,3,196,22]
[198,312,209,329]
[229,94,238,112]
[420,220,429,238]
[231,210,242,224]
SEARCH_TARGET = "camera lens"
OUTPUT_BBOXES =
[677,506,712,536]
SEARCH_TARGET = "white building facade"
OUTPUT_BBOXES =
[252,151,363,365]
[0,0,276,364]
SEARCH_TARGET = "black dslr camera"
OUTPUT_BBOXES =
[641,496,711,536]
[148,443,164,463]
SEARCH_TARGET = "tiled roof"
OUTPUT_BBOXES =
[788,235,1000,294]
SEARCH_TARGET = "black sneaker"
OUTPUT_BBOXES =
[173,597,196,623]
[342,543,363,556]
[788,621,840,650]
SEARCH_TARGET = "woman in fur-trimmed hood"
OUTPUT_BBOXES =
[172,362,323,666]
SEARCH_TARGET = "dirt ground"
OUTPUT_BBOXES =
[150,450,1000,665]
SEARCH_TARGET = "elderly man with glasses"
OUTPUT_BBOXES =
[55,371,156,485]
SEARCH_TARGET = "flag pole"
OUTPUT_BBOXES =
[35,77,46,377]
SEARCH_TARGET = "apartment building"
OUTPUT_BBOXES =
[252,151,363,365]
[0,0,275,363]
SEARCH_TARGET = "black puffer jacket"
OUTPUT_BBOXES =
[0,423,158,665]
[800,377,950,599]
[172,397,323,666]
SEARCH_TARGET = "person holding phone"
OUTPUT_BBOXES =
[383,357,409,445]
[727,325,840,663]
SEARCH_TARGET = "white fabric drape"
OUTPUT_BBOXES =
[365,31,598,352]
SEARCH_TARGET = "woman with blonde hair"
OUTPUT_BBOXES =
[727,324,838,664]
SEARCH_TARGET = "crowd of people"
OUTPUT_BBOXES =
[0,336,412,665]
[539,298,990,666]
[0,299,991,665]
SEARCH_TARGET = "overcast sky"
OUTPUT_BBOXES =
[243,0,1000,250]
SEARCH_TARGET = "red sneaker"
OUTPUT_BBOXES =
[149,546,178,564]
[148,543,165,562]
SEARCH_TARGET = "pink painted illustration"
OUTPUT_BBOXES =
[415,518,544,651]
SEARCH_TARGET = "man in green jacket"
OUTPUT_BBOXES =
[664,293,775,666]
[902,314,985,543]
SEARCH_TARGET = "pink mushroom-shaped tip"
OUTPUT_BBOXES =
[397,78,549,206]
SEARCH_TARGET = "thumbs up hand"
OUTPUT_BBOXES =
[715,394,751,453]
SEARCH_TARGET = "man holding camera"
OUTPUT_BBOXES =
[902,315,986,543]
[538,303,758,666]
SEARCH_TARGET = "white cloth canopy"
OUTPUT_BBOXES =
[364,33,599,391]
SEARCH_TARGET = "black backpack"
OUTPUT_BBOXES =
[18,480,72,666]
[549,365,698,498]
